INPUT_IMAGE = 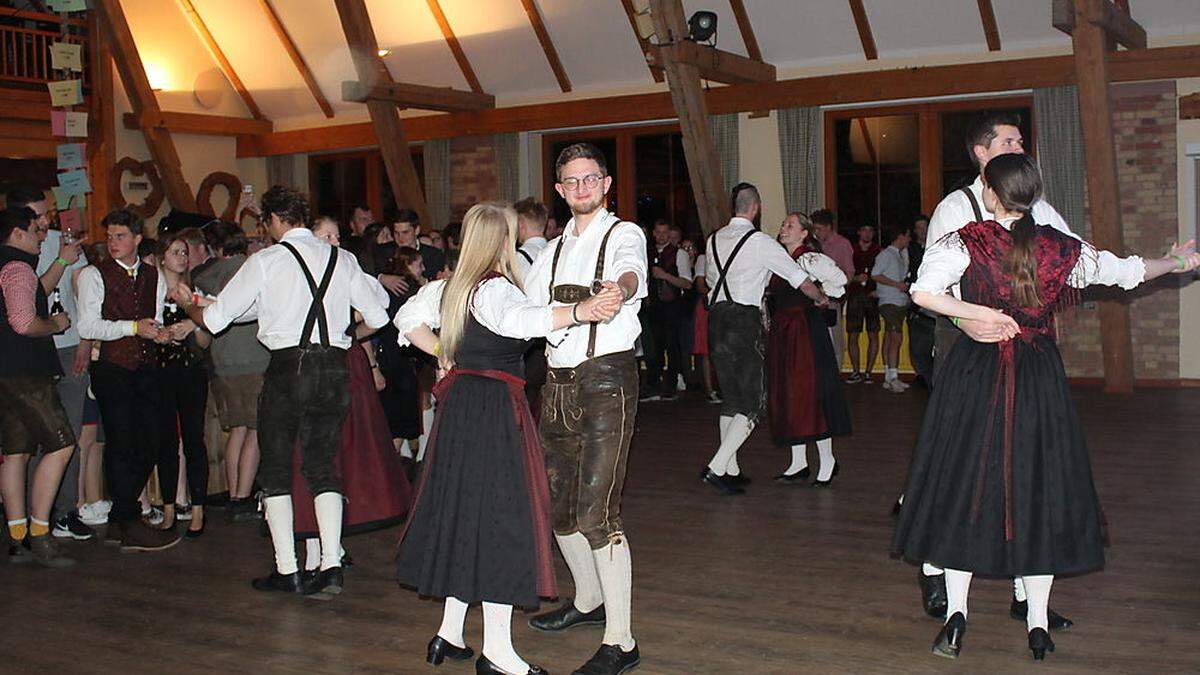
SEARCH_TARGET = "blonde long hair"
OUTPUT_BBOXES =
[439,202,522,362]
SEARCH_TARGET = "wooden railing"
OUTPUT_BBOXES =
[0,8,88,88]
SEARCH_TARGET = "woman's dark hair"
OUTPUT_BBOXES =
[390,246,423,283]
[358,222,390,274]
[138,236,158,260]
[983,152,1044,308]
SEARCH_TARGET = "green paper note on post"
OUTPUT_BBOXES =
[52,187,85,210]
[58,168,92,195]
[47,0,88,12]
[48,79,83,107]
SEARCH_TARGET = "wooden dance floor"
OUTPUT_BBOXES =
[8,384,1200,674]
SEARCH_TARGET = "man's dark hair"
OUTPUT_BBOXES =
[809,208,834,226]
[102,208,145,237]
[138,237,158,259]
[555,142,608,180]
[0,207,36,243]
[260,185,309,226]
[883,226,911,244]
[352,203,371,214]
[513,197,548,226]
[4,185,45,212]
[966,111,1022,169]
[386,208,420,228]
[443,221,462,246]
[215,225,248,256]
[914,213,930,223]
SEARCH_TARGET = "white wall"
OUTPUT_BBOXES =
[737,111,787,237]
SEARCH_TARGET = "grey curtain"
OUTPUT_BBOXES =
[494,132,520,203]
[1033,85,1087,235]
[266,154,300,191]
[777,106,821,215]
[709,113,739,194]
[423,139,451,230]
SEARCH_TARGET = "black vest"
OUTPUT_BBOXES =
[0,245,62,378]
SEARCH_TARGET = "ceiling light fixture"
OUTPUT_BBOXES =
[377,48,392,58]
[687,11,717,43]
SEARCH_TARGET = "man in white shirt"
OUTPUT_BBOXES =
[871,227,912,392]
[640,219,693,401]
[523,143,645,675]
[176,186,389,598]
[913,111,1076,631]
[701,183,827,495]
[513,197,549,284]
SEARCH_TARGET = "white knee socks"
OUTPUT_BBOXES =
[783,444,808,475]
[263,495,298,575]
[1013,576,1027,601]
[707,414,752,476]
[594,538,635,651]
[438,596,469,647]
[1021,575,1054,631]
[719,415,741,475]
[944,568,973,620]
[417,406,436,462]
[483,601,530,674]
[555,532,603,612]
[304,538,321,571]
[313,492,344,571]
[815,439,836,481]
[922,562,944,576]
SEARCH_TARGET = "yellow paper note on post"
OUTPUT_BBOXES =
[50,42,83,72]
[48,79,83,107]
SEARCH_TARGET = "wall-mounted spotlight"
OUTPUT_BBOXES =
[687,11,717,42]
[377,48,392,58]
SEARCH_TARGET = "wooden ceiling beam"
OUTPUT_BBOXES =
[334,0,430,228]
[258,0,335,119]
[236,44,1200,157]
[848,0,878,60]
[519,0,571,93]
[95,0,198,212]
[342,81,494,113]
[728,0,763,62]
[123,111,274,136]
[174,0,265,119]
[425,0,483,93]
[977,0,1001,51]
[646,40,776,85]
[1053,0,1146,50]
[619,0,665,83]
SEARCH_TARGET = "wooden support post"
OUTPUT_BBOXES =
[95,0,198,213]
[648,0,730,236]
[1065,0,1137,392]
[333,0,430,227]
[86,8,116,241]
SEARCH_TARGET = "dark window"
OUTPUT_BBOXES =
[834,114,921,239]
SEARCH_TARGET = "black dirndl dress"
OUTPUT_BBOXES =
[892,221,1106,577]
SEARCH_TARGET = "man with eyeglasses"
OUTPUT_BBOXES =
[523,142,646,675]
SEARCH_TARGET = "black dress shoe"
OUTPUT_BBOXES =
[529,602,606,632]
[931,612,966,659]
[1009,598,1074,631]
[773,467,811,483]
[1028,627,1055,660]
[919,570,948,619]
[699,468,744,496]
[725,474,751,487]
[572,644,640,675]
[303,566,344,597]
[475,654,547,674]
[251,570,304,593]
[184,521,206,539]
[811,462,839,487]
[427,635,474,665]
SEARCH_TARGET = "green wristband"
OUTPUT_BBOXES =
[1172,254,1187,271]
[54,257,69,268]
[951,317,961,327]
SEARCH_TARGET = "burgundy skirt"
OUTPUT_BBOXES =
[767,306,852,445]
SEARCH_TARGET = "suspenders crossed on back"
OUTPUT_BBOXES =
[706,229,756,305]
[279,241,338,349]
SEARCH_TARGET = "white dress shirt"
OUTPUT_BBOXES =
[524,208,648,369]
[796,251,847,299]
[912,216,1145,297]
[203,228,389,350]
[515,236,548,284]
[36,229,88,349]
[76,259,167,342]
[704,217,809,306]
[393,277,555,347]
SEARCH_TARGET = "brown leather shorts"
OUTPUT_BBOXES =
[539,351,638,549]
[0,375,76,456]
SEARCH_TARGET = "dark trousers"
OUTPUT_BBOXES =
[907,311,936,384]
[157,364,210,506]
[644,300,685,393]
[931,315,962,389]
[540,351,638,549]
[257,347,349,497]
[89,361,160,524]
[708,302,767,422]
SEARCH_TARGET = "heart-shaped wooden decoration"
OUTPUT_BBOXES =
[110,157,165,219]
[196,171,242,222]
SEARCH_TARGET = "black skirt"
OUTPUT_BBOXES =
[892,335,1105,577]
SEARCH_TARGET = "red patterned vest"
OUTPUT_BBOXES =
[97,258,158,371]
[650,243,681,303]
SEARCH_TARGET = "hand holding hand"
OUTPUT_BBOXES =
[577,287,623,323]
[959,308,1020,343]
[136,319,163,341]
[1165,239,1200,273]
[167,320,196,342]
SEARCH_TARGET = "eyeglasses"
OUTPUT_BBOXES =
[559,173,605,192]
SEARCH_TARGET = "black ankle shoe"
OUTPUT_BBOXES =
[251,570,304,593]
[725,474,751,487]
[302,566,343,598]
[475,654,547,675]
[700,468,744,496]
[919,570,948,619]
[812,462,839,487]
[773,467,810,483]
[931,612,966,659]
[572,644,640,675]
[529,602,606,632]
[427,635,474,665]
[1010,598,1074,631]
[1028,627,1055,660]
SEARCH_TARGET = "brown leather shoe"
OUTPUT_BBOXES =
[103,520,125,546]
[29,534,75,568]
[120,520,182,552]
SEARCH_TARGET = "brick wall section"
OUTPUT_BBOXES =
[449,135,499,220]
[1057,80,1179,378]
